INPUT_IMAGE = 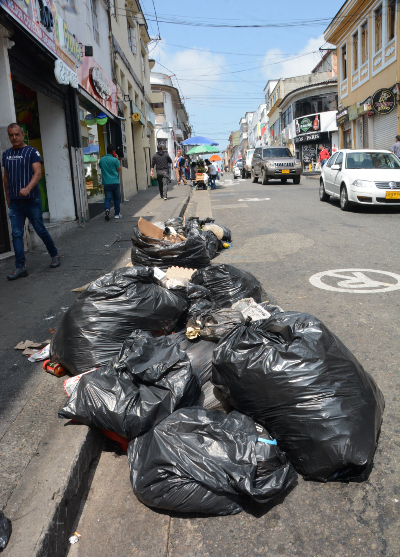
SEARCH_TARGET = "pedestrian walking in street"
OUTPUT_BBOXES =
[2,123,60,281]
[99,145,121,221]
[207,160,218,189]
[318,145,330,168]
[174,150,187,185]
[151,145,172,200]
[392,135,400,159]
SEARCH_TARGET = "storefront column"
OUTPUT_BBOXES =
[0,34,16,148]
[132,122,147,190]
[37,93,75,222]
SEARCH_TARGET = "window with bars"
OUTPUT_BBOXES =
[361,22,368,64]
[91,0,99,45]
[375,6,382,52]
[128,22,137,55]
[352,32,358,71]
[388,0,396,42]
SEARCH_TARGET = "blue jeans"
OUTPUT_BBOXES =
[321,159,327,167]
[9,198,57,268]
[104,183,120,215]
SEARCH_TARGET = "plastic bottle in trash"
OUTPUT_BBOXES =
[43,360,66,378]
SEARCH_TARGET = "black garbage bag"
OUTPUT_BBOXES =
[59,332,200,438]
[197,380,232,412]
[202,229,219,259]
[128,408,297,515]
[0,511,11,551]
[164,217,185,235]
[191,264,264,308]
[212,313,385,482]
[215,224,232,243]
[131,226,211,269]
[186,308,244,342]
[170,331,215,385]
[51,267,187,375]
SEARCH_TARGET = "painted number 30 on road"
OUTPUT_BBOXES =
[309,269,400,293]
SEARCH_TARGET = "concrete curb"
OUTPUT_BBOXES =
[2,188,191,557]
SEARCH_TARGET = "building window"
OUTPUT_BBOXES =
[388,0,396,42]
[277,87,280,99]
[361,22,368,64]
[141,50,146,77]
[128,22,137,55]
[91,0,99,45]
[352,32,358,71]
[375,6,382,52]
[341,44,347,79]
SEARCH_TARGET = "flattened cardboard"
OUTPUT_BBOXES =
[138,217,164,240]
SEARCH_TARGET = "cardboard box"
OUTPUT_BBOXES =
[138,217,164,239]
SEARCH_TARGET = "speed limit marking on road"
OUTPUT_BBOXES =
[309,269,400,293]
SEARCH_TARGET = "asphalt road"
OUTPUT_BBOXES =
[69,173,400,557]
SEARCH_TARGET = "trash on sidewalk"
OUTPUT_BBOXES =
[69,532,81,545]
[28,344,50,362]
[0,511,11,550]
[15,340,51,357]
[170,332,215,385]
[197,381,232,413]
[186,308,244,342]
[191,264,265,309]
[71,282,92,292]
[50,267,187,375]
[43,359,66,378]
[128,408,297,515]
[212,312,385,482]
[59,331,200,439]
[232,298,271,321]
[63,369,96,397]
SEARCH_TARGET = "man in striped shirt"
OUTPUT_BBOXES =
[2,123,60,281]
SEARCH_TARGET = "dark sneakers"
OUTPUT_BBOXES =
[50,255,61,268]
[105,209,110,221]
[7,267,28,281]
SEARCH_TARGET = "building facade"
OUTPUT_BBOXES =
[150,72,191,161]
[325,0,399,150]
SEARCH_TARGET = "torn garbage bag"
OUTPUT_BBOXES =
[0,511,11,550]
[212,312,385,482]
[128,408,297,515]
[51,267,187,375]
[191,264,264,308]
[59,332,200,438]
[131,225,211,269]
[186,308,244,342]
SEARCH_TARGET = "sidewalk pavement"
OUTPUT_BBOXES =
[0,179,193,557]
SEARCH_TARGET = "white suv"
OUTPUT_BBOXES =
[233,161,242,179]
[320,149,400,210]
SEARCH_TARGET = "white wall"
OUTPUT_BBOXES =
[37,93,76,222]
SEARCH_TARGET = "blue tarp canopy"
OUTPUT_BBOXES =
[83,145,100,154]
[180,136,219,146]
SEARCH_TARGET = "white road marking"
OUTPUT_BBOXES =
[309,269,400,293]
[238,198,270,201]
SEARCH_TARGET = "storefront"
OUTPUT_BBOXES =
[294,113,333,169]
[0,0,82,254]
[77,56,118,218]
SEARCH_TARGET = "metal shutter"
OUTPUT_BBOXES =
[362,115,369,148]
[373,110,398,150]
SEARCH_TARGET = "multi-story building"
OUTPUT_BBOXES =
[311,49,338,76]
[248,104,268,148]
[324,0,399,150]
[150,72,191,160]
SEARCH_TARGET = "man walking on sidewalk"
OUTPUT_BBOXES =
[99,145,122,220]
[151,145,172,200]
[2,123,60,281]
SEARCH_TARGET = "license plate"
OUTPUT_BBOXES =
[282,169,290,174]
[385,191,400,199]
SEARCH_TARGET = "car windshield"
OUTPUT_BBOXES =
[236,161,243,167]
[345,152,400,170]
[263,148,292,158]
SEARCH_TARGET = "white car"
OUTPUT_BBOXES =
[233,161,243,179]
[320,149,400,210]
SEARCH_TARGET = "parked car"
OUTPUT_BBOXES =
[233,161,243,179]
[251,146,302,184]
[242,149,254,179]
[319,149,400,211]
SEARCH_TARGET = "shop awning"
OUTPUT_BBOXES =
[79,87,116,121]
[84,154,98,162]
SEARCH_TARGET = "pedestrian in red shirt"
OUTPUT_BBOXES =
[318,145,330,167]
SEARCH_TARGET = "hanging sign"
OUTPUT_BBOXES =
[371,88,396,115]
[295,114,320,135]
[132,113,141,122]
[90,67,111,100]
[54,59,78,88]
[336,108,349,126]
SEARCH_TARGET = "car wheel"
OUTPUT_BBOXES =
[281,178,287,184]
[234,175,237,179]
[293,175,301,184]
[340,185,351,211]
[319,180,329,202]
[251,169,258,183]
[261,169,268,185]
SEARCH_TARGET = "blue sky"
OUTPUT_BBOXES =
[142,0,344,152]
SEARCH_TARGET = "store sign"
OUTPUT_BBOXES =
[336,108,349,126]
[132,113,141,122]
[348,103,358,121]
[90,67,111,100]
[371,88,396,115]
[295,114,320,135]
[54,59,78,88]
[58,18,82,63]
[294,132,321,144]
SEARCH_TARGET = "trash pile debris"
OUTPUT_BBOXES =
[52,215,384,516]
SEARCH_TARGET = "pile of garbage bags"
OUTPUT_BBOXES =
[53,215,384,516]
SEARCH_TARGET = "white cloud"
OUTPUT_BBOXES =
[262,35,326,81]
